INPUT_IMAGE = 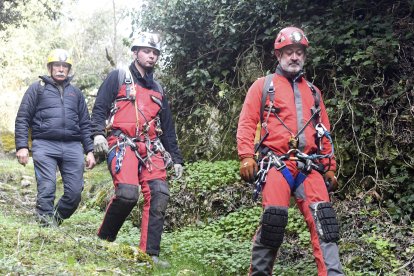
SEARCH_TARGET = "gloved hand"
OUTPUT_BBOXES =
[239,157,258,183]
[324,170,338,192]
[94,135,108,154]
[174,163,184,179]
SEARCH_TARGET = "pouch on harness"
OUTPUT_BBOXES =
[252,74,334,200]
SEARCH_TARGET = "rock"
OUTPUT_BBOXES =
[21,179,32,187]
[21,175,34,187]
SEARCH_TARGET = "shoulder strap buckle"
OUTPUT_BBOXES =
[260,74,275,123]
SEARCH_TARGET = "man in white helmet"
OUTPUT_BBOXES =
[91,32,183,267]
[15,49,96,227]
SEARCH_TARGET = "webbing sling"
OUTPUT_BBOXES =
[259,148,309,194]
[260,74,275,123]
[283,170,307,192]
[254,74,274,152]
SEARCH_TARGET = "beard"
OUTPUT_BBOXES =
[135,58,155,73]
[279,60,304,78]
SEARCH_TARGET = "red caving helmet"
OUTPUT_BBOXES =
[274,27,309,51]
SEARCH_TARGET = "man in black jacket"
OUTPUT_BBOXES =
[91,32,183,268]
[15,49,96,226]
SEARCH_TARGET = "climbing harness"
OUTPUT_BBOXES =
[106,68,172,174]
[252,73,334,201]
[255,73,321,152]
[107,131,172,174]
[253,141,333,201]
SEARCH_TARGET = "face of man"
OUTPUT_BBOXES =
[133,47,160,72]
[276,44,306,76]
[49,62,70,83]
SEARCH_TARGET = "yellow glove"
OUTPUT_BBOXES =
[239,157,258,183]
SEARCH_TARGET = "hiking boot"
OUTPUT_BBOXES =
[151,255,170,269]
[36,214,59,228]
[52,211,64,226]
[97,233,116,242]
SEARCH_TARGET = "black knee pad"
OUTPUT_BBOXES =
[148,179,170,213]
[314,202,340,242]
[260,207,288,248]
[116,183,139,205]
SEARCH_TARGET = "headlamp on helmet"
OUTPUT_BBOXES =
[274,27,309,51]
[131,32,161,54]
[47,49,73,67]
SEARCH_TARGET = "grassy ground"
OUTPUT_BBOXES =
[0,158,218,275]
[1,157,413,275]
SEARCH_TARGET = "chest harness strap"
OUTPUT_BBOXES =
[253,74,334,201]
[106,70,172,173]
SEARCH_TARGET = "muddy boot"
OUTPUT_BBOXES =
[36,213,58,228]
[151,255,170,269]
[52,211,64,226]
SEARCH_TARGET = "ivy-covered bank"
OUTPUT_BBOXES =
[136,0,414,223]
[1,159,412,275]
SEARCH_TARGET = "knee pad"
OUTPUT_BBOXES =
[148,179,170,213]
[314,202,340,243]
[260,207,288,248]
[115,183,140,205]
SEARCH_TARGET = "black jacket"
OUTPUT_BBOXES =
[91,63,183,164]
[15,75,94,153]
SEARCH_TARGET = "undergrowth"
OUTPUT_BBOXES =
[171,160,241,192]
[0,159,413,275]
[0,211,152,275]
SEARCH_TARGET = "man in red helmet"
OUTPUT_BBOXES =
[237,27,344,275]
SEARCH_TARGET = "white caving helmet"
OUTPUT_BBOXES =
[131,32,161,54]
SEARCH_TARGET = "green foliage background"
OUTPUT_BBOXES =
[0,0,132,131]
[1,0,413,274]
[135,0,413,222]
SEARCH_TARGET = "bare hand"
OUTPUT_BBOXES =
[85,152,96,169]
[16,148,29,166]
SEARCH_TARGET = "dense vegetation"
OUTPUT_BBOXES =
[0,159,413,274]
[0,0,62,31]
[0,0,413,274]
[136,0,414,222]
